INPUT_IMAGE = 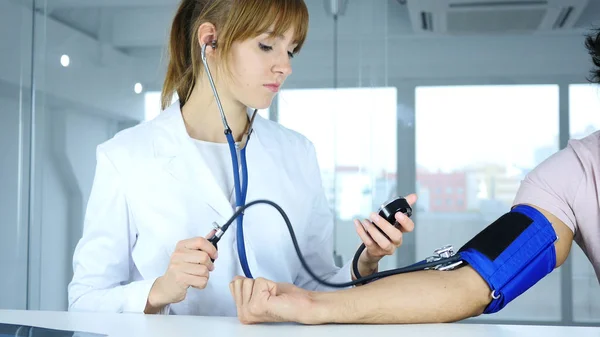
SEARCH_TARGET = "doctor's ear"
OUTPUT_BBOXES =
[197,22,218,54]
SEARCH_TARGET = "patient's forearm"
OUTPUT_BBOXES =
[310,266,492,324]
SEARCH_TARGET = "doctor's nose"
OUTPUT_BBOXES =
[272,55,292,77]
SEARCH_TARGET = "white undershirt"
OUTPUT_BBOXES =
[194,139,241,206]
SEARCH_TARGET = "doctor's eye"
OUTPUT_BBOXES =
[258,43,273,52]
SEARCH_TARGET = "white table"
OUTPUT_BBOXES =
[0,310,598,337]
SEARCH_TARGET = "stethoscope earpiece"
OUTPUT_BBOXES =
[200,40,217,63]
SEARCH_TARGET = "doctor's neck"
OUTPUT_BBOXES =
[181,80,249,144]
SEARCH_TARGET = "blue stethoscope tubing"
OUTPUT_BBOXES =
[226,132,253,278]
[201,41,255,278]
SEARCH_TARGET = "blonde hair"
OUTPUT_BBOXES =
[161,0,309,110]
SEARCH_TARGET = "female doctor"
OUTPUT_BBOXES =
[67,0,416,316]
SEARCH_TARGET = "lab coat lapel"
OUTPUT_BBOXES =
[152,103,235,221]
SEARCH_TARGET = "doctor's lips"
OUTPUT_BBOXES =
[263,83,280,92]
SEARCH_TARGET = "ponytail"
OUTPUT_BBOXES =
[161,0,200,110]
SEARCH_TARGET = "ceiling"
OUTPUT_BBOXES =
[26,0,597,73]
[5,0,600,120]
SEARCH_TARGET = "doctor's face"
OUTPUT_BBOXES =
[227,27,297,110]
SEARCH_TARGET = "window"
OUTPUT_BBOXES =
[416,84,560,322]
[278,87,398,270]
[569,83,600,139]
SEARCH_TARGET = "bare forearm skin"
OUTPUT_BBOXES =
[309,266,492,324]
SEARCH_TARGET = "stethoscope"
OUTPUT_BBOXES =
[200,40,463,286]
[200,40,256,278]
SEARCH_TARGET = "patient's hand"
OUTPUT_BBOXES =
[229,276,315,324]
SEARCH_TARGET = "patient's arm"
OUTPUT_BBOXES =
[308,265,488,324]
[305,204,574,324]
[230,204,574,325]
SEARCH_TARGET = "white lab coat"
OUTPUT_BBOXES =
[68,101,352,316]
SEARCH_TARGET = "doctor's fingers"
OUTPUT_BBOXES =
[368,213,403,244]
[179,273,209,290]
[360,219,400,255]
[180,262,211,278]
[354,219,376,248]
[362,218,402,250]
[174,250,215,271]
[394,211,415,233]
[176,237,218,260]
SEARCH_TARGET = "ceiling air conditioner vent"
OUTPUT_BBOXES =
[404,0,589,34]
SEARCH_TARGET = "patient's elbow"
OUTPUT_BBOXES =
[455,266,492,318]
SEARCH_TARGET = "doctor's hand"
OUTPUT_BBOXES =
[353,193,417,280]
[145,230,218,314]
[229,276,316,325]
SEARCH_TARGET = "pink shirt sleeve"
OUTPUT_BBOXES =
[512,143,586,235]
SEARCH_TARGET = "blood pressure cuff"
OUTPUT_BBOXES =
[457,204,558,314]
